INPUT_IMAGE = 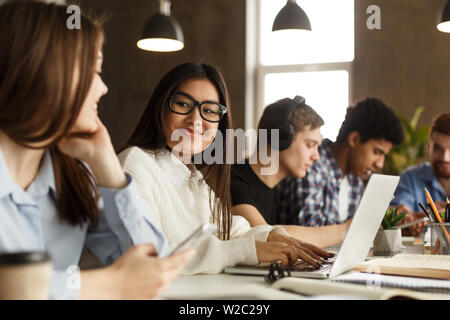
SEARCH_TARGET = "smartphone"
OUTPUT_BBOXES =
[170,223,217,255]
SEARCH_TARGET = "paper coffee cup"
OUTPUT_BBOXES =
[0,252,52,300]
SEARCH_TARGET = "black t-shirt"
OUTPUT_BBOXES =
[230,159,279,225]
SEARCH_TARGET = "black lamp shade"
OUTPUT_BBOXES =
[272,1,312,32]
[438,0,450,33]
[137,13,184,52]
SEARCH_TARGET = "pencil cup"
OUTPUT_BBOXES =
[430,223,450,255]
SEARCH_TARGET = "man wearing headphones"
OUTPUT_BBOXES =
[277,97,404,229]
[230,97,351,248]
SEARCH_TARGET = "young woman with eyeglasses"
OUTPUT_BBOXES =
[119,62,333,274]
[0,1,194,299]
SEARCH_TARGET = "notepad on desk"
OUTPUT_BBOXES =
[352,254,450,280]
[272,275,450,299]
[332,271,450,295]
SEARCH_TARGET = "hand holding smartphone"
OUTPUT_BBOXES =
[170,223,217,255]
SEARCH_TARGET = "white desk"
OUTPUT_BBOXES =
[160,238,439,300]
[160,272,401,300]
[160,274,304,300]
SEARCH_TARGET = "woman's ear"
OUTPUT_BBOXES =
[347,131,360,148]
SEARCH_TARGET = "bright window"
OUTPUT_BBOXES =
[264,70,349,140]
[255,0,355,140]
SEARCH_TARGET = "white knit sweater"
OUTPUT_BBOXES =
[118,146,274,274]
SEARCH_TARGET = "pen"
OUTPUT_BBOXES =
[418,201,434,222]
[426,203,436,222]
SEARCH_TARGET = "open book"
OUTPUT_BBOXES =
[353,254,450,280]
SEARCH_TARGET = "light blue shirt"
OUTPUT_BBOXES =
[0,148,169,299]
[390,162,446,212]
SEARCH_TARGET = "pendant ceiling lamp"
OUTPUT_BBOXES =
[437,0,450,33]
[272,0,311,32]
[137,0,184,52]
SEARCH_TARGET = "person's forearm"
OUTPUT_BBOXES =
[79,266,119,300]
[84,143,127,189]
[282,223,348,248]
[88,155,127,189]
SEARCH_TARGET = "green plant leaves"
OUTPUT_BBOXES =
[410,105,425,130]
[391,212,406,228]
[383,106,430,175]
[382,207,407,229]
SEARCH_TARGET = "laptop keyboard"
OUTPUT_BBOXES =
[311,263,333,274]
[290,256,336,273]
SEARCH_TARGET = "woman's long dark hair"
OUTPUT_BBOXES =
[124,63,233,240]
[0,1,103,227]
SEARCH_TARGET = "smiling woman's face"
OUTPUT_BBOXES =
[164,78,220,160]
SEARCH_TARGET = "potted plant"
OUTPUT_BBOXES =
[383,106,430,175]
[373,207,406,256]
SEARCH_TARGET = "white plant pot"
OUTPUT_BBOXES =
[373,229,402,256]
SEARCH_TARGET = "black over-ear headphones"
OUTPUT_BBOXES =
[259,96,306,151]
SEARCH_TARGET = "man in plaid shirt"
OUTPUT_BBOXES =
[277,98,404,227]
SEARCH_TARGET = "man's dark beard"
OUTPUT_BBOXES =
[432,161,450,179]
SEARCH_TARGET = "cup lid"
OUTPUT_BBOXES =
[0,252,50,265]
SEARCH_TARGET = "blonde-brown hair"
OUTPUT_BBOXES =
[258,98,324,134]
[0,1,104,227]
[289,103,324,133]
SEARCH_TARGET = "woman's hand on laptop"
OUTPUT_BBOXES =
[267,231,334,269]
[255,241,298,266]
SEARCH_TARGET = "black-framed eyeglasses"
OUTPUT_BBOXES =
[264,262,291,285]
[168,92,227,123]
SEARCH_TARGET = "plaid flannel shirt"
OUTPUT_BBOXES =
[277,139,365,226]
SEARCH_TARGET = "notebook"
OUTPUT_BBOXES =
[333,271,450,294]
[272,275,450,299]
[225,173,400,279]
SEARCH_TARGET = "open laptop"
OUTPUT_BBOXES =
[224,173,400,279]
